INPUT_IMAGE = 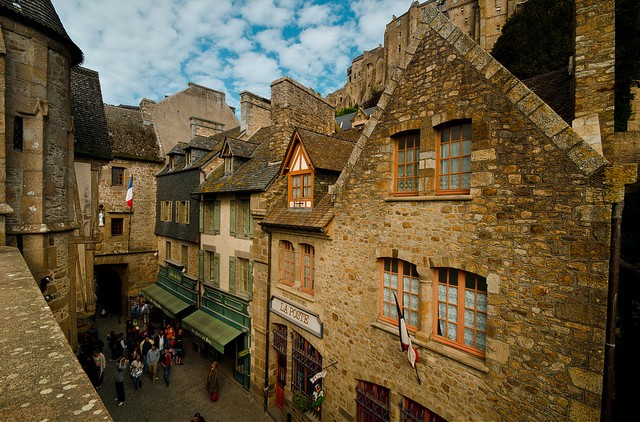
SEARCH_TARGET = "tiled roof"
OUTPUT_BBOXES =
[260,191,335,233]
[296,128,357,172]
[71,67,111,161]
[187,135,221,151]
[198,127,280,193]
[0,0,83,65]
[225,138,260,158]
[523,67,574,124]
[104,104,162,162]
[335,107,375,130]
[167,142,187,156]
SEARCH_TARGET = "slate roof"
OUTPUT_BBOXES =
[225,138,260,159]
[71,67,111,161]
[294,128,358,172]
[104,104,162,162]
[198,127,280,194]
[335,107,375,130]
[260,193,335,233]
[0,0,83,65]
[523,67,574,124]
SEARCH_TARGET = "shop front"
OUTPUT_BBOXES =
[185,285,252,390]
[142,262,197,325]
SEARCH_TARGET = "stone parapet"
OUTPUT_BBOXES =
[0,247,111,421]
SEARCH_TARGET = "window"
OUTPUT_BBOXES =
[437,122,471,194]
[281,241,295,286]
[176,201,190,224]
[111,218,123,236]
[381,258,419,329]
[292,331,322,398]
[231,199,252,238]
[301,244,314,294]
[356,380,389,422]
[112,167,125,186]
[225,157,233,175]
[230,256,253,297]
[161,201,173,222]
[204,200,221,234]
[288,145,313,208]
[434,268,487,356]
[13,116,23,151]
[400,397,446,422]
[206,251,220,287]
[165,241,171,261]
[181,245,189,272]
[394,132,420,195]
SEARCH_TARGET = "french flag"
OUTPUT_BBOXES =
[125,176,133,208]
[394,292,418,369]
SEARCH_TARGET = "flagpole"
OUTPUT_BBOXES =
[127,175,133,251]
[415,364,421,385]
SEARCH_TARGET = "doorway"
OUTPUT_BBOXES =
[95,265,123,317]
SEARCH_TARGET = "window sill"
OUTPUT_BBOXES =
[385,194,473,202]
[277,282,316,303]
[371,322,488,373]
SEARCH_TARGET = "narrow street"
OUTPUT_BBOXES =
[91,314,271,422]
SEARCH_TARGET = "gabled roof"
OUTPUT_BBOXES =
[71,67,111,161]
[335,107,376,130]
[523,67,573,124]
[198,127,279,193]
[222,138,260,159]
[260,193,335,233]
[104,104,162,162]
[0,0,83,65]
[167,143,187,156]
[282,128,358,174]
[187,135,222,151]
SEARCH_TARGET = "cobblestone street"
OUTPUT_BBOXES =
[92,315,271,422]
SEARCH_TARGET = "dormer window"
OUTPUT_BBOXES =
[287,144,313,208]
[225,156,233,175]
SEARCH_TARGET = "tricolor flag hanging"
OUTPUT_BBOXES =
[394,292,419,374]
[125,175,133,208]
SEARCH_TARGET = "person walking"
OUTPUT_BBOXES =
[161,348,173,387]
[130,354,144,390]
[175,328,185,365]
[140,336,153,374]
[92,348,106,389]
[114,357,127,406]
[206,361,219,401]
[146,343,160,384]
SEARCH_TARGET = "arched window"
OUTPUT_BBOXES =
[301,244,315,294]
[281,241,295,286]
[380,258,419,330]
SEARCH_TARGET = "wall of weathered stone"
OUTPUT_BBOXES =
[240,91,272,136]
[321,7,612,422]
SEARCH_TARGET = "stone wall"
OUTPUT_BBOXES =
[321,7,612,421]
[240,91,272,136]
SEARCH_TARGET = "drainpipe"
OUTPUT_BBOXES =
[602,201,623,422]
[263,231,273,413]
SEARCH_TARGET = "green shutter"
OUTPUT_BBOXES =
[248,206,254,239]
[214,252,220,287]
[229,200,236,236]
[248,260,253,300]
[213,200,221,235]
[229,256,236,292]
[199,201,204,233]
[198,250,204,282]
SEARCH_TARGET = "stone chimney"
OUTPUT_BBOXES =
[269,77,335,161]
[190,117,224,138]
[572,0,615,155]
[240,91,271,136]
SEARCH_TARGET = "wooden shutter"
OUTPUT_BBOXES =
[213,200,221,235]
[248,207,254,239]
[198,250,204,282]
[199,201,204,232]
[229,200,236,236]
[229,256,236,292]
[248,260,253,300]
[214,253,220,287]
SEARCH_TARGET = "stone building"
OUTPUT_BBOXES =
[95,103,164,317]
[255,1,639,421]
[328,0,529,111]
[0,0,107,344]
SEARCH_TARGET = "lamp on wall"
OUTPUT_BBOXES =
[40,276,53,302]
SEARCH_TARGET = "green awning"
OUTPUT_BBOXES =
[182,310,242,354]
[141,284,191,319]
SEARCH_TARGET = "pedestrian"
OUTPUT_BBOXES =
[141,301,150,325]
[161,348,173,386]
[93,348,106,389]
[114,357,127,406]
[130,354,143,390]
[206,361,219,401]
[192,412,206,422]
[165,324,175,341]
[146,343,160,384]
[115,333,126,360]
[154,329,166,353]
[140,336,153,373]
[106,330,117,360]
[175,328,185,365]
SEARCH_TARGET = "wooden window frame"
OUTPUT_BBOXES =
[400,397,446,422]
[291,331,322,397]
[380,258,419,331]
[165,241,171,261]
[436,121,472,195]
[111,218,124,236]
[203,200,221,234]
[394,132,420,196]
[112,167,125,186]
[288,171,313,208]
[433,268,487,357]
[281,241,295,286]
[301,244,314,294]
[355,380,390,422]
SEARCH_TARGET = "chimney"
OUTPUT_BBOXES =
[572,0,615,154]
[240,91,272,136]
[189,117,224,138]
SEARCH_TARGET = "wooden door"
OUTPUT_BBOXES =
[276,352,286,408]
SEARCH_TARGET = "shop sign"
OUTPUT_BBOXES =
[238,349,250,358]
[270,296,323,338]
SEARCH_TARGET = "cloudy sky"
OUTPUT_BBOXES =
[52,0,416,112]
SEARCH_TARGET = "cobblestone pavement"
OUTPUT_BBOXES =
[92,315,271,422]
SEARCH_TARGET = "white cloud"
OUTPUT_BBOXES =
[240,0,296,28]
[297,3,336,27]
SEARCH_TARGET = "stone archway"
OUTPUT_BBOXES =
[95,265,124,317]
